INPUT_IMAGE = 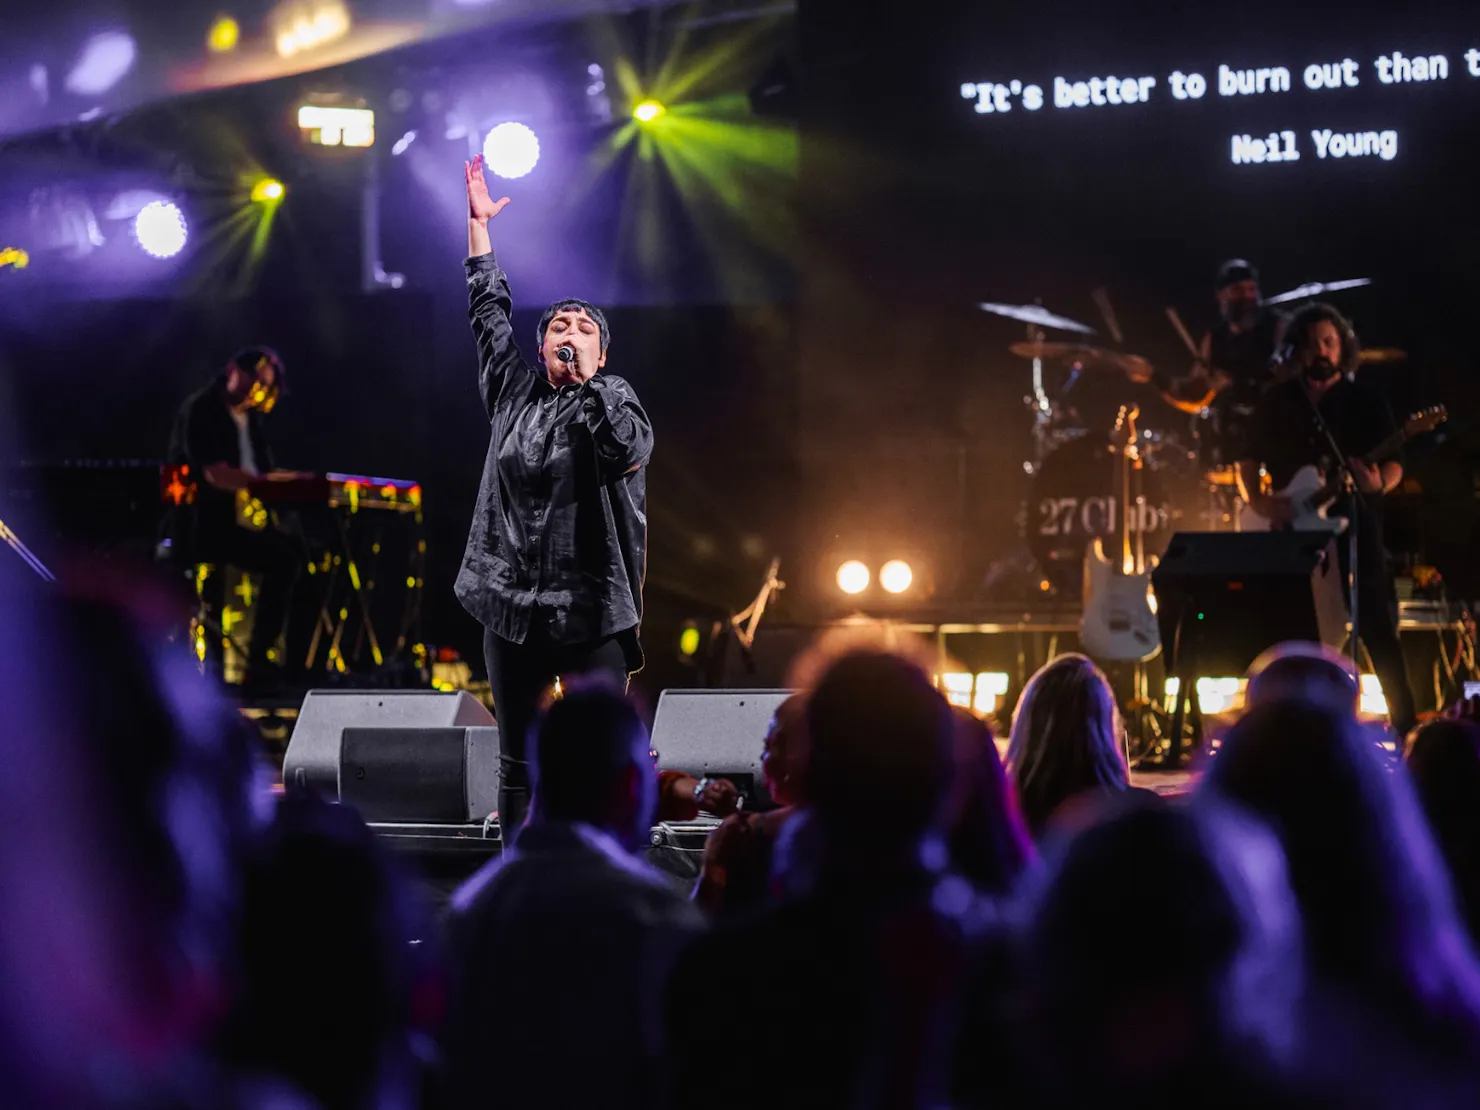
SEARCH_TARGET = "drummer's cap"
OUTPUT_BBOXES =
[1216,259,1259,289]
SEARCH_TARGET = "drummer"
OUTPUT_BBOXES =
[1153,259,1288,468]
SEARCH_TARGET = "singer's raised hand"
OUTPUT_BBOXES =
[465,155,511,223]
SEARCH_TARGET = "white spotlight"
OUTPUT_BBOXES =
[879,559,914,594]
[134,201,187,258]
[835,560,870,595]
[482,122,540,179]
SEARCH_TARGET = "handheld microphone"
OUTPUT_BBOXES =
[556,344,576,364]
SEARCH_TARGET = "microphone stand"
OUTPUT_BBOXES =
[0,517,57,582]
[1302,384,1361,665]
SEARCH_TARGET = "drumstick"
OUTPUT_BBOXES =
[1164,306,1200,359]
[1092,287,1124,345]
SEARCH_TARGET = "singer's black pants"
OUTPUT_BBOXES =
[1337,505,1416,739]
[483,622,632,848]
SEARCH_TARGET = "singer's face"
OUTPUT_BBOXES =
[1301,320,1344,373]
[541,307,607,386]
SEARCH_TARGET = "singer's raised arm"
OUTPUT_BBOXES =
[465,254,533,418]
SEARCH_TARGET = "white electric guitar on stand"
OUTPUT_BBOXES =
[1081,407,1161,663]
[1241,406,1447,533]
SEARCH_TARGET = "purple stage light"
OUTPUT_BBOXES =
[482,122,540,179]
[65,31,137,96]
[133,201,187,258]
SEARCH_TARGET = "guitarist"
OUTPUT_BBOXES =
[1236,302,1416,736]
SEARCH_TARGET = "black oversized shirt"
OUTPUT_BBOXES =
[454,254,652,663]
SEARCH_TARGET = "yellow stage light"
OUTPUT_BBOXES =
[679,623,701,657]
[879,559,914,595]
[275,0,350,58]
[207,15,239,52]
[633,99,666,123]
[835,560,869,595]
[251,178,285,202]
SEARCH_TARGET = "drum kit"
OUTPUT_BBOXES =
[978,285,1405,599]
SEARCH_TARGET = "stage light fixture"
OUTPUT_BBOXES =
[207,15,240,52]
[1164,676,1243,716]
[134,201,187,258]
[678,622,701,657]
[65,30,137,95]
[1359,674,1389,717]
[633,99,666,123]
[835,560,869,595]
[274,0,350,58]
[482,122,540,179]
[879,559,914,595]
[298,105,375,147]
[939,672,974,709]
[250,178,284,202]
[973,672,1010,715]
[391,130,417,156]
[0,248,30,270]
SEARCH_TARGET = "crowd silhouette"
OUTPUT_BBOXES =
[6,568,1480,1108]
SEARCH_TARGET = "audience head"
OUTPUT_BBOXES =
[1007,653,1128,837]
[1204,701,1480,1045]
[760,693,809,808]
[530,676,656,851]
[1406,717,1480,937]
[1246,641,1359,716]
[1019,794,1301,1103]
[222,791,432,1110]
[0,572,270,1103]
[804,649,954,856]
[947,708,1033,895]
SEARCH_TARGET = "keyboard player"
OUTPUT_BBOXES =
[164,347,308,687]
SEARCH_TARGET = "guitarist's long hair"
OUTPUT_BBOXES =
[1281,302,1360,379]
[1007,653,1130,838]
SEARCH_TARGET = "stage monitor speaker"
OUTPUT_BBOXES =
[283,690,498,821]
[650,688,793,808]
[1150,531,1347,676]
[340,726,499,823]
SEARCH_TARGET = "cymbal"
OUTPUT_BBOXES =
[978,302,1096,335]
[1358,347,1407,364]
[1264,278,1371,305]
[1009,341,1153,381]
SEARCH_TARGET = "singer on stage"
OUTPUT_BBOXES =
[457,154,653,845]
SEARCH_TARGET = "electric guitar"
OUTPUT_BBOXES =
[1081,407,1162,662]
[1241,406,1447,533]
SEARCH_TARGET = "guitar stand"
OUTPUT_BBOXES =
[1155,597,1205,769]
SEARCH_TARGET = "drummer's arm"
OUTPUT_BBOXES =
[1153,332,1218,413]
[1236,459,1263,504]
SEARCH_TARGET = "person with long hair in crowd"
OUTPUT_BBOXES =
[1203,701,1480,1107]
[947,708,1033,896]
[1008,794,1305,1108]
[1406,716,1480,946]
[1006,653,1137,839]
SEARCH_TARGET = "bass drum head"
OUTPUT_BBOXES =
[1027,436,1178,596]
